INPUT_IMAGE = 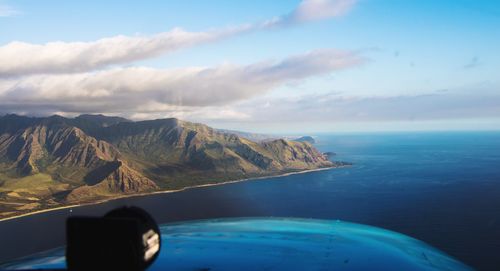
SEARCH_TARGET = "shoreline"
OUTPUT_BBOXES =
[0,165,346,222]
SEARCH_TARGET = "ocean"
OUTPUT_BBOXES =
[1,131,499,270]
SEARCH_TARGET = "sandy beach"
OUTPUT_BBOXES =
[0,166,344,222]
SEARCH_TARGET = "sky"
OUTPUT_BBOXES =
[0,0,499,133]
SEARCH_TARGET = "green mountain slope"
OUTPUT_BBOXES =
[0,114,334,218]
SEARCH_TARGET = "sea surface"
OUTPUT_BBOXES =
[1,131,500,270]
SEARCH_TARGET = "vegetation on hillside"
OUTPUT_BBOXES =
[0,114,335,219]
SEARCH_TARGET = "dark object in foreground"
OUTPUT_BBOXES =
[66,206,160,271]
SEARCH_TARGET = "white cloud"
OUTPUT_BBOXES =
[0,49,365,117]
[231,85,500,124]
[0,26,253,77]
[129,106,251,122]
[0,0,362,123]
[0,0,358,77]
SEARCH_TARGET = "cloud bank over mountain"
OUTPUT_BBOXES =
[0,49,364,115]
[0,0,366,123]
[1,0,497,131]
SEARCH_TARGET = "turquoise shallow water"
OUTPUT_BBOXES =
[2,218,472,271]
[1,132,499,270]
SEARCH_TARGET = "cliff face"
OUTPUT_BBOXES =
[94,120,332,183]
[0,114,333,218]
[66,160,158,202]
[261,139,331,169]
[0,120,119,179]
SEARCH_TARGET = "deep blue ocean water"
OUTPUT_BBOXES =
[1,132,500,270]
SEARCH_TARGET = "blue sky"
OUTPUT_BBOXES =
[0,0,499,132]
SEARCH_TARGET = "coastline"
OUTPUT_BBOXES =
[0,165,347,222]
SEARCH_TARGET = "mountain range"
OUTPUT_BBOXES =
[0,114,335,219]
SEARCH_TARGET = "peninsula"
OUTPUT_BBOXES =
[0,114,337,219]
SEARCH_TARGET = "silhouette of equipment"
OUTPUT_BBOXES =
[66,206,161,271]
